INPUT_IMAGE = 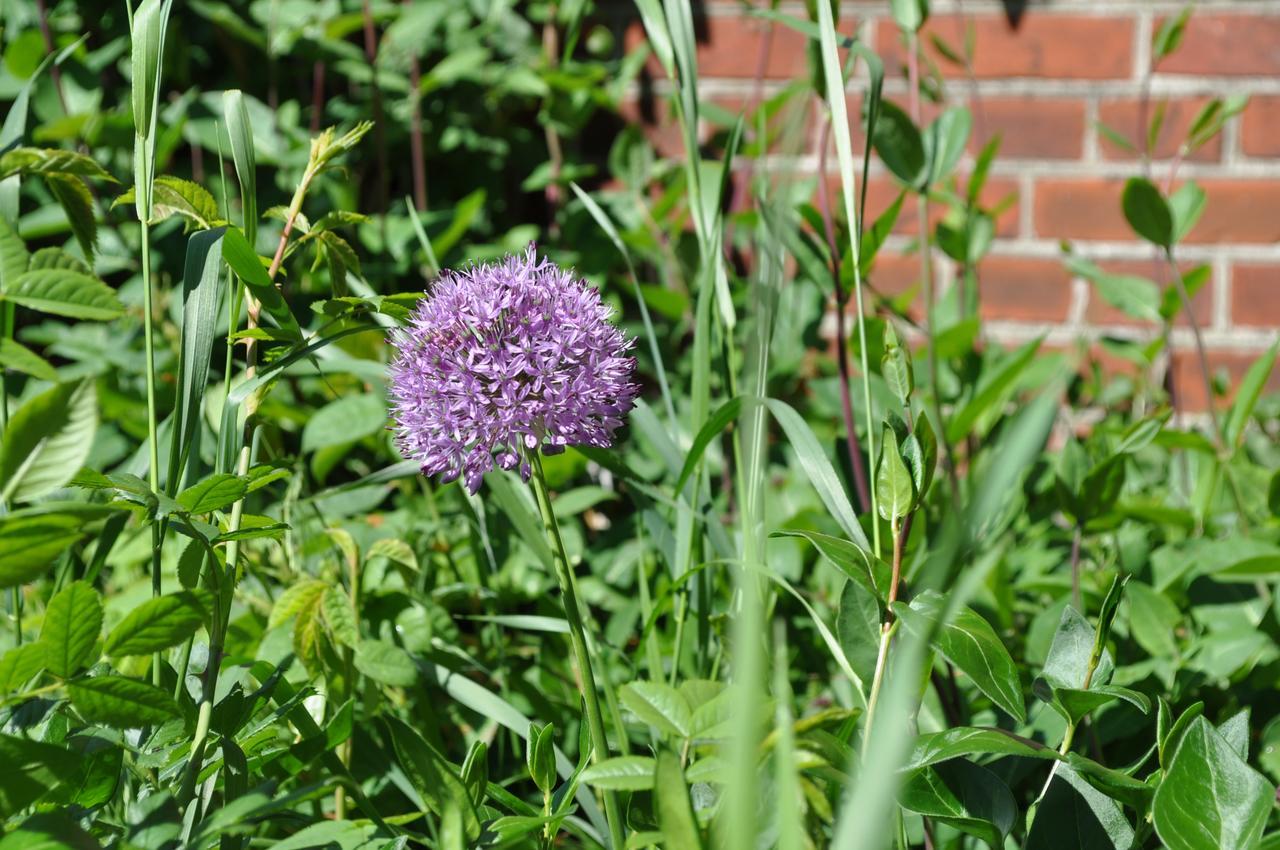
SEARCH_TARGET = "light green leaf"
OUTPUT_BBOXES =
[354,639,417,687]
[580,756,658,790]
[0,380,97,504]
[3,269,122,320]
[0,338,57,382]
[620,680,693,738]
[875,422,915,521]
[0,512,86,588]
[655,750,704,850]
[0,643,47,693]
[302,393,387,452]
[39,581,102,678]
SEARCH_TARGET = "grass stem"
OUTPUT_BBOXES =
[528,454,624,850]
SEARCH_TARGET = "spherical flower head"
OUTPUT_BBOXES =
[388,247,639,494]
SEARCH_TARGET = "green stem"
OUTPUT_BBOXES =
[862,514,905,755]
[140,217,166,686]
[528,454,624,850]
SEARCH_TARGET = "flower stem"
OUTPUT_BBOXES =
[528,454,624,849]
[863,514,907,757]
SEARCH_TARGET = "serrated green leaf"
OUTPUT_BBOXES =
[0,379,97,504]
[39,581,102,678]
[354,639,417,686]
[0,338,57,382]
[45,173,96,261]
[103,591,209,657]
[0,512,85,588]
[68,676,178,727]
[321,586,359,648]
[177,473,247,514]
[3,269,123,320]
[0,643,46,693]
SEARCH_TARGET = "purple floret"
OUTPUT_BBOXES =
[388,247,639,493]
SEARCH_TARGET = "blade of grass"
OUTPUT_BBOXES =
[815,0,881,557]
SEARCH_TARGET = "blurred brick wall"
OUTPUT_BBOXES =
[620,1,1280,409]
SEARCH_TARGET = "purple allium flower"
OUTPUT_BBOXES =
[388,247,639,494]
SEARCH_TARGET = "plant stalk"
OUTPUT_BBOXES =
[528,454,624,850]
[863,514,907,756]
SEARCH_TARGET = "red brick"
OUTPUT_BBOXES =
[878,15,1134,80]
[845,174,1020,238]
[624,14,824,80]
[1097,97,1222,163]
[972,97,1086,160]
[1241,95,1280,158]
[1081,259,1213,327]
[1231,264,1280,327]
[977,256,1073,322]
[1156,14,1280,77]
[1034,178,1280,244]
[619,93,816,159]
[1171,349,1280,412]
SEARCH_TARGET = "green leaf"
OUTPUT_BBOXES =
[321,587,359,648]
[0,811,101,850]
[1027,764,1134,849]
[0,380,97,504]
[1153,5,1192,61]
[1122,177,1173,248]
[580,755,658,790]
[924,107,971,187]
[526,723,556,794]
[0,734,78,816]
[875,423,914,522]
[1067,256,1161,323]
[0,512,86,588]
[1153,717,1273,850]
[655,750,704,850]
[221,226,300,338]
[946,338,1041,443]
[103,591,209,657]
[45,174,96,261]
[771,529,889,596]
[302,393,387,452]
[901,759,1015,849]
[0,217,30,292]
[223,90,258,245]
[385,716,480,840]
[871,100,926,188]
[130,0,174,219]
[767,398,871,550]
[1039,606,1113,691]
[0,147,115,182]
[39,581,102,678]
[269,579,327,630]
[905,727,1061,772]
[890,0,928,33]
[1169,181,1206,244]
[354,639,417,687]
[0,643,46,693]
[3,268,123,320]
[837,578,882,687]
[1126,581,1181,658]
[177,473,246,514]
[68,676,179,727]
[167,227,227,491]
[881,324,914,405]
[620,680,693,738]
[116,175,220,230]
[1224,340,1278,450]
[0,338,57,382]
[894,591,1026,723]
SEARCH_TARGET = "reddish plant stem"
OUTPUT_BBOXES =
[310,60,325,134]
[361,0,390,214]
[816,115,871,514]
[35,0,68,115]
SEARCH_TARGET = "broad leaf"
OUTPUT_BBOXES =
[103,591,209,657]
[1153,716,1272,850]
[621,681,693,739]
[39,581,102,678]
[0,380,97,504]
[3,269,123,320]
[68,676,179,727]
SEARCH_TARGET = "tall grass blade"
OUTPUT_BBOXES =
[222,90,257,246]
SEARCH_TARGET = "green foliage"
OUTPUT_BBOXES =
[0,1,1275,848]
